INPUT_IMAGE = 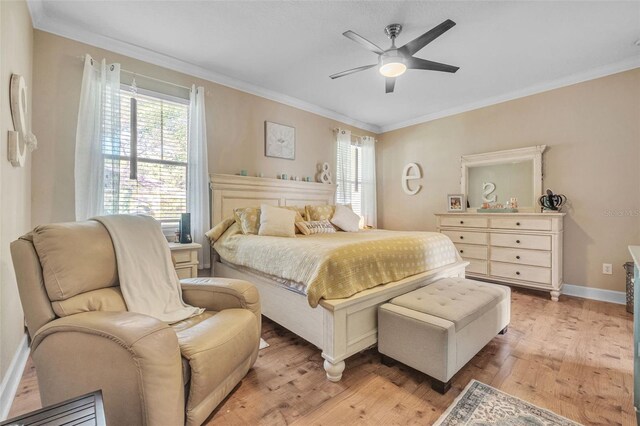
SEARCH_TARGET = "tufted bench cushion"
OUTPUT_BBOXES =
[378,277,510,393]
[389,278,508,331]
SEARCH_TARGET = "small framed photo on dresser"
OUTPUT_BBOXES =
[447,194,466,212]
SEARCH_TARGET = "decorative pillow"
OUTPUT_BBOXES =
[258,204,297,237]
[330,204,361,232]
[205,217,236,243]
[234,207,261,235]
[282,206,306,222]
[296,220,337,236]
[305,205,335,221]
[281,206,306,234]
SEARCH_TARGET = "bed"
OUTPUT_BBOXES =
[210,173,468,381]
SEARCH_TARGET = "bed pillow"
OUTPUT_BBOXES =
[234,207,261,235]
[283,206,306,222]
[258,204,297,237]
[330,204,361,232]
[296,220,337,236]
[282,206,306,233]
[305,205,335,221]
[205,217,236,243]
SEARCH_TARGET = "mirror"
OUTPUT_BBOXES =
[461,145,546,212]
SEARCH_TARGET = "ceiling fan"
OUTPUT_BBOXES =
[330,20,459,93]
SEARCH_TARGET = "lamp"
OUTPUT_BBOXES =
[380,54,407,77]
[379,55,406,78]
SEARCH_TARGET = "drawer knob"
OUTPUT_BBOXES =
[516,240,521,244]
[460,250,464,254]
[460,236,464,240]
[516,271,521,275]
[460,220,464,224]
[516,255,521,260]
[516,222,521,226]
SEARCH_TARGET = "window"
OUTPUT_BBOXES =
[336,140,362,215]
[103,87,189,224]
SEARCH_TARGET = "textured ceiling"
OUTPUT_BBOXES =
[30,1,640,132]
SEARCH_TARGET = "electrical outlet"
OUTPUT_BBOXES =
[602,263,613,275]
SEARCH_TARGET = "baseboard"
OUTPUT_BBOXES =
[563,284,626,305]
[0,333,30,421]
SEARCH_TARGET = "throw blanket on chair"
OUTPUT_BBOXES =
[93,215,204,323]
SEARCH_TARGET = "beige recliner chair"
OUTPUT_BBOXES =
[10,221,261,426]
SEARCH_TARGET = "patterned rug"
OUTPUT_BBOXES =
[434,380,582,426]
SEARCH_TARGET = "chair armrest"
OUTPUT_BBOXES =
[180,277,261,321]
[32,311,184,426]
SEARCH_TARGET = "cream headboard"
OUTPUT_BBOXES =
[210,174,337,226]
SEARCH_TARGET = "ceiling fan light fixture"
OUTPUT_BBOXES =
[379,57,407,78]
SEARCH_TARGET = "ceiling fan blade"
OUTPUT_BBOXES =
[343,30,384,55]
[329,64,377,79]
[407,57,459,73]
[399,19,456,56]
[385,77,396,93]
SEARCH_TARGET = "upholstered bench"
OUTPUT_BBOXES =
[378,277,510,393]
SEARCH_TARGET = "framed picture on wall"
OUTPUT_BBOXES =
[265,121,295,160]
[447,194,466,212]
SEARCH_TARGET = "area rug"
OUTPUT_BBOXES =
[259,338,269,350]
[434,380,582,426]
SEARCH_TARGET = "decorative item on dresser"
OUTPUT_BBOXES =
[436,212,565,301]
[169,242,201,278]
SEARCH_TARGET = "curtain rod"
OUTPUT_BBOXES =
[77,55,193,91]
[333,128,376,141]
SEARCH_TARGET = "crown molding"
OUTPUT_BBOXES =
[380,56,640,133]
[27,0,639,136]
[26,0,381,134]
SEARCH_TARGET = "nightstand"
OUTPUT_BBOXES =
[169,242,201,279]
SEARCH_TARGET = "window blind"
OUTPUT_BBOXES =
[103,87,189,223]
[336,140,362,215]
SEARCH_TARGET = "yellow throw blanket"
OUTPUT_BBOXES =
[214,226,459,307]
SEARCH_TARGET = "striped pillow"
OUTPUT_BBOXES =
[295,220,336,235]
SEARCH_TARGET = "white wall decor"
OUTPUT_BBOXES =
[318,162,332,184]
[8,74,38,167]
[482,182,497,203]
[265,121,295,160]
[401,162,422,195]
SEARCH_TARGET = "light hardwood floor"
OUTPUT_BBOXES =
[8,288,634,425]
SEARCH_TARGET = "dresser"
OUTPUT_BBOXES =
[169,242,201,279]
[436,213,565,301]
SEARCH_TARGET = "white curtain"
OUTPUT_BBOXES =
[188,86,210,268]
[360,136,377,227]
[75,54,121,220]
[336,128,352,206]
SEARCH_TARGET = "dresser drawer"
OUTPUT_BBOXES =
[490,233,551,251]
[490,262,551,285]
[466,259,488,275]
[490,217,552,231]
[440,216,488,228]
[442,231,488,245]
[490,247,551,267]
[455,243,488,260]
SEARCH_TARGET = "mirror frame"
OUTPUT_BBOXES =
[460,145,546,212]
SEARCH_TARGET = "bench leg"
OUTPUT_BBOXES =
[431,378,452,394]
[499,325,508,335]
[380,354,396,367]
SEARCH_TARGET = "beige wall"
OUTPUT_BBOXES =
[31,31,376,226]
[378,68,640,292]
[0,0,32,382]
